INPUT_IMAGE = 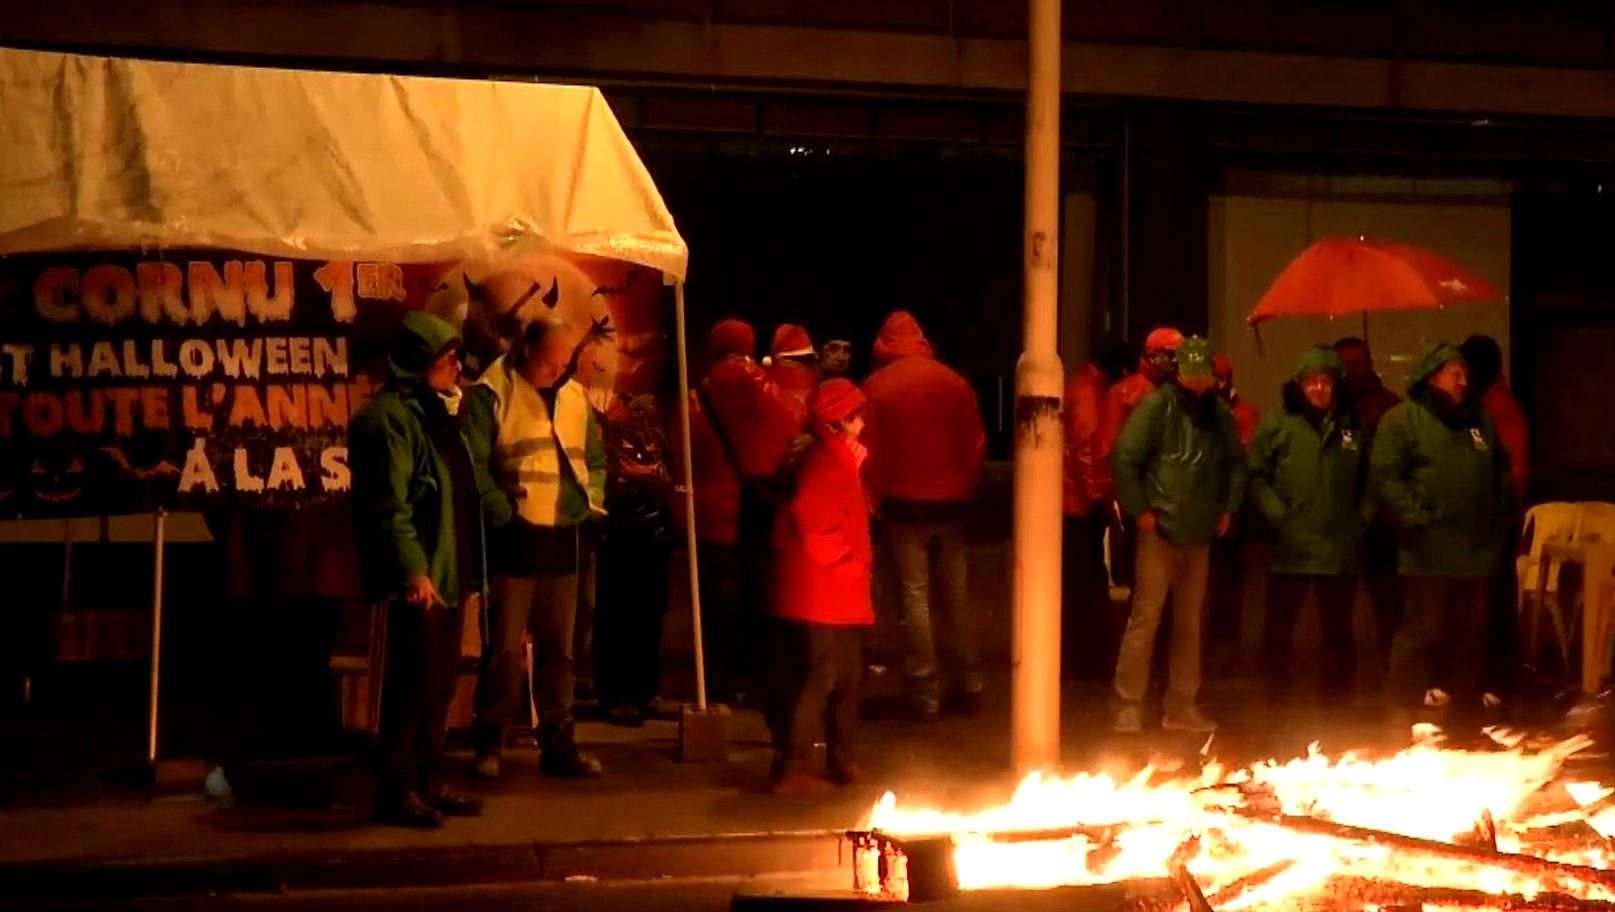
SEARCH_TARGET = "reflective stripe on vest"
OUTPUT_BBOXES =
[477,357,595,525]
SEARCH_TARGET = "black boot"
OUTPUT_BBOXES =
[375,789,444,829]
[539,720,603,778]
[418,774,484,818]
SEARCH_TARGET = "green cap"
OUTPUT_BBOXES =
[1177,336,1216,378]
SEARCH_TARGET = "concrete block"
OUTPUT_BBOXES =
[680,703,733,763]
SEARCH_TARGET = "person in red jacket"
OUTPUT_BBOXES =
[1098,327,1183,591]
[1460,334,1528,707]
[765,324,821,430]
[1098,328,1184,468]
[863,311,987,719]
[767,379,875,794]
[1334,336,1404,675]
[683,319,800,705]
[1062,336,1134,681]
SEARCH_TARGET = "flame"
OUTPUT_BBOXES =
[864,728,1612,909]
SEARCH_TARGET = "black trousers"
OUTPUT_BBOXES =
[1486,513,1523,697]
[1364,524,1404,667]
[697,543,744,703]
[767,621,863,774]
[595,524,673,710]
[1062,514,1118,681]
[1389,577,1489,706]
[1264,574,1358,699]
[378,595,465,796]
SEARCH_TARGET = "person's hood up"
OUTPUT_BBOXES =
[388,311,460,395]
[872,311,934,367]
[705,319,756,363]
[1281,346,1347,416]
[1406,342,1464,396]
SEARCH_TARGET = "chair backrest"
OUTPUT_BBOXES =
[1578,503,1615,545]
[1522,502,1584,558]
[1520,502,1584,595]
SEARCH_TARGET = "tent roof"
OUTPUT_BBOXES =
[0,48,687,277]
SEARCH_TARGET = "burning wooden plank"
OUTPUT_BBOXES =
[1233,809,1615,896]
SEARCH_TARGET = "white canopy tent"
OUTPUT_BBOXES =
[0,48,715,762]
[0,48,687,275]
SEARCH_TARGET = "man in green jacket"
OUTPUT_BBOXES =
[1371,343,1510,716]
[466,314,609,780]
[1248,347,1367,704]
[350,311,487,828]
[1110,336,1247,734]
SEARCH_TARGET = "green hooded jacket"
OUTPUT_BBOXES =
[1247,347,1368,576]
[1368,343,1510,579]
[1111,381,1248,548]
[349,311,488,604]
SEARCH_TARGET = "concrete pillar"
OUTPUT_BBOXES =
[1011,0,1065,774]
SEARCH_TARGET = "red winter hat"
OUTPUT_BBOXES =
[809,378,866,425]
[1212,353,1234,382]
[769,324,816,360]
[1143,327,1184,354]
[705,319,756,361]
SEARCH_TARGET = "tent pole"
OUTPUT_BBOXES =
[672,282,708,712]
[1012,0,1066,774]
[147,509,167,764]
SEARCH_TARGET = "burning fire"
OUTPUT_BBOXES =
[862,727,1615,910]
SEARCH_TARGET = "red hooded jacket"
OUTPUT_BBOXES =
[1098,371,1160,471]
[682,356,799,545]
[862,312,987,507]
[1063,362,1110,516]
[774,432,875,626]
[1481,379,1530,501]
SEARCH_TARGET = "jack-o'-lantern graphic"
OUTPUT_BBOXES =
[421,251,666,409]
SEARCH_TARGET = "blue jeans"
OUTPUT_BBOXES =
[883,520,981,708]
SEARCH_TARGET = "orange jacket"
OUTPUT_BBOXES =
[864,313,986,505]
[1481,379,1529,502]
[1063,362,1110,516]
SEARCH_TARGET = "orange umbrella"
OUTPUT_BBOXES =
[1248,236,1502,329]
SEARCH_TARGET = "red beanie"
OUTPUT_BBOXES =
[706,319,755,361]
[770,324,816,360]
[809,378,865,425]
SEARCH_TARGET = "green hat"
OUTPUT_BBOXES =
[1291,346,1343,381]
[1177,336,1216,378]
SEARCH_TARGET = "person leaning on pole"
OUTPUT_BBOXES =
[349,311,488,828]
[1108,336,1247,735]
[466,314,608,780]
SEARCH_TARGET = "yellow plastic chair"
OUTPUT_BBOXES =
[1518,502,1584,668]
[1575,503,1615,687]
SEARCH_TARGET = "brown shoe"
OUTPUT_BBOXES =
[770,771,835,796]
